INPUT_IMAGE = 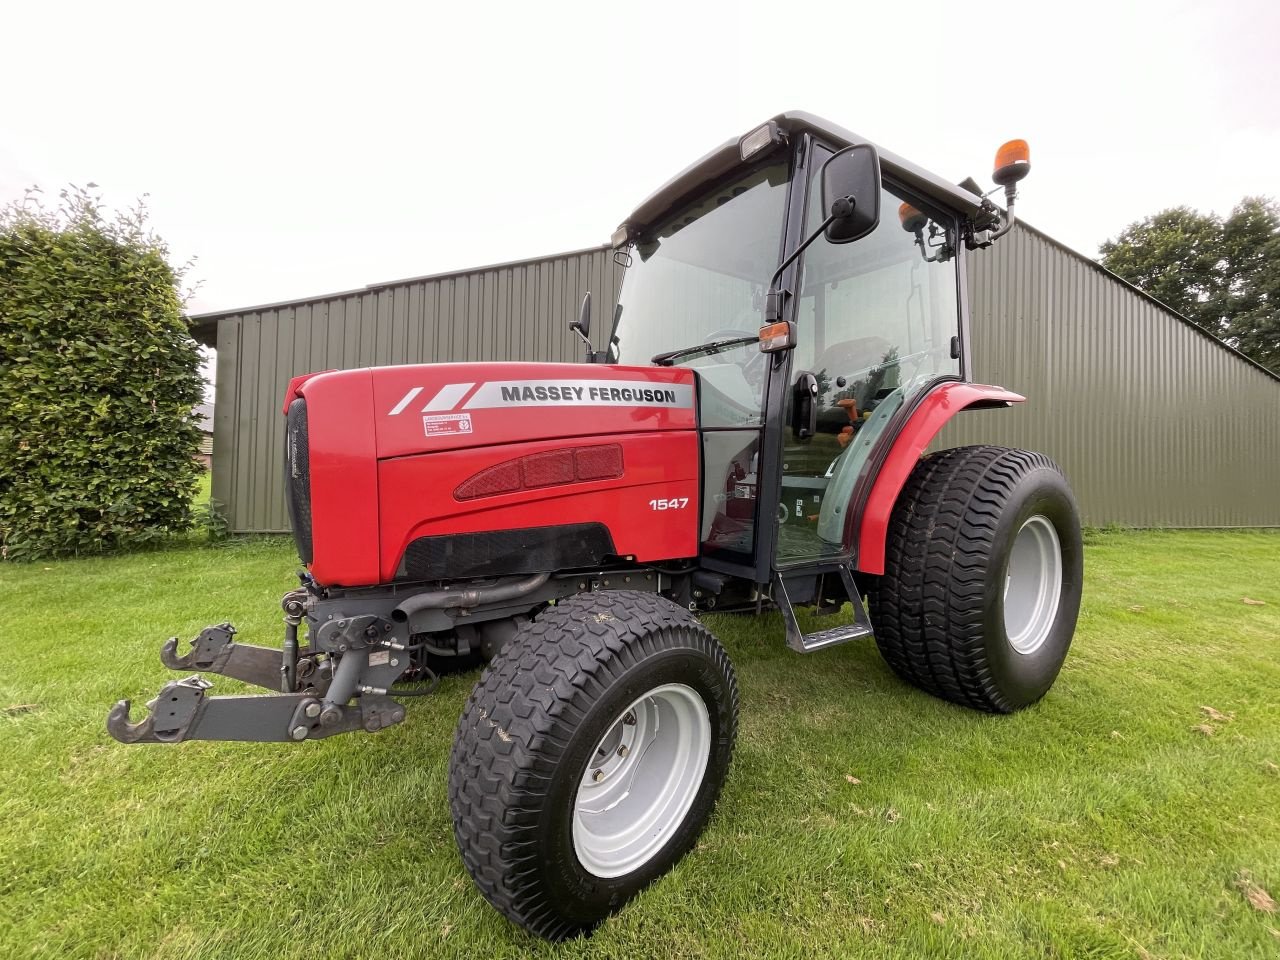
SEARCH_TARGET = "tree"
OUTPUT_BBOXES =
[1221,198,1280,374]
[1099,198,1280,375]
[0,187,204,560]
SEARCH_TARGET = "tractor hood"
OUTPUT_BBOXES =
[289,362,701,586]
[293,362,697,459]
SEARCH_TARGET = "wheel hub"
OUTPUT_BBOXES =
[1003,514,1064,655]
[572,683,711,879]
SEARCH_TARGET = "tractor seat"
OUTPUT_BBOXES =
[811,336,894,389]
[811,335,893,435]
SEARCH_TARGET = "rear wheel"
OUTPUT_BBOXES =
[868,445,1083,712]
[449,591,738,940]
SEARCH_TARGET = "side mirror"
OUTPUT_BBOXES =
[760,143,882,324]
[820,144,881,244]
[570,291,591,340]
[569,292,595,362]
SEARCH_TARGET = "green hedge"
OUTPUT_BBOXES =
[0,187,204,560]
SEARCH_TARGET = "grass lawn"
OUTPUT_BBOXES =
[1,530,1277,959]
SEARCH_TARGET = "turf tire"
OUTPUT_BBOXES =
[868,445,1083,713]
[448,590,738,940]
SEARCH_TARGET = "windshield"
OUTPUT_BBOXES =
[609,162,790,371]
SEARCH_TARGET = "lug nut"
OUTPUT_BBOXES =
[290,725,308,741]
[592,769,605,782]
[623,711,636,725]
[617,745,629,758]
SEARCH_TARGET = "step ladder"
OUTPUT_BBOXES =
[772,563,874,654]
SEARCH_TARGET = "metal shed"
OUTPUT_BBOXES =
[191,224,1280,533]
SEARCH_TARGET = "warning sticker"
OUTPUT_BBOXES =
[423,413,473,436]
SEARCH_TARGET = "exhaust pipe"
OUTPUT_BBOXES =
[392,572,552,624]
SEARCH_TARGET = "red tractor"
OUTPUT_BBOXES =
[109,113,1082,940]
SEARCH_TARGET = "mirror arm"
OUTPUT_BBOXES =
[764,199,851,322]
[569,323,594,362]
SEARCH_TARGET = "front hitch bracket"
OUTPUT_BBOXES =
[106,676,407,744]
[109,607,415,745]
[160,623,330,695]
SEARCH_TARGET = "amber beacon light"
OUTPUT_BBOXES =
[984,138,1031,242]
[898,201,928,233]
[993,139,1031,186]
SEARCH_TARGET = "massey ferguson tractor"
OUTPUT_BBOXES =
[108,112,1083,940]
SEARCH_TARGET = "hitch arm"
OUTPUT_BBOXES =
[106,676,405,744]
[160,623,330,695]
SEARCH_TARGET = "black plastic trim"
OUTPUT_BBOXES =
[397,523,617,582]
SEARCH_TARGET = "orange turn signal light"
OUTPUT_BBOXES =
[898,201,929,233]
[993,138,1031,186]
[758,320,795,353]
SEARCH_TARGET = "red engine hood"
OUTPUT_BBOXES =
[293,362,700,586]
[298,362,697,459]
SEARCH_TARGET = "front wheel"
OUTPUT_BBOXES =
[449,591,738,941]
[868,445,1083,713]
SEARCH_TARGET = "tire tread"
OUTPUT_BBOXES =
[869,444,1064,713]
[448,590,738,940]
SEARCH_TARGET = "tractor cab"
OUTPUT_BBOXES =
[595,113,1016,588]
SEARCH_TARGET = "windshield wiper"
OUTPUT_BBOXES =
[651,336,759,367]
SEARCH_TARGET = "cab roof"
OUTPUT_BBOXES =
[620,110,987,237]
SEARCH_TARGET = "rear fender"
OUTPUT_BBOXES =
[854,382,1025,575]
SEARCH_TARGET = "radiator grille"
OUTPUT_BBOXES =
[399,523,615,580]
[284,398,313,564]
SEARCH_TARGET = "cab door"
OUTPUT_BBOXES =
[775,147,965,566]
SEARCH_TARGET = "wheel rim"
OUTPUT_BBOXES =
[1002,515,1063,655]
[572,683,711,879]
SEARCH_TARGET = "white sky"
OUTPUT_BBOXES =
[3,0,1278,319]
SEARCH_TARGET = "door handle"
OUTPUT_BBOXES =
[791,371,819,440]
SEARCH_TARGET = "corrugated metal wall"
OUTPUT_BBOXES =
[199,227,1279,534]
[939,224,1280,527]
[207,247,623,532]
